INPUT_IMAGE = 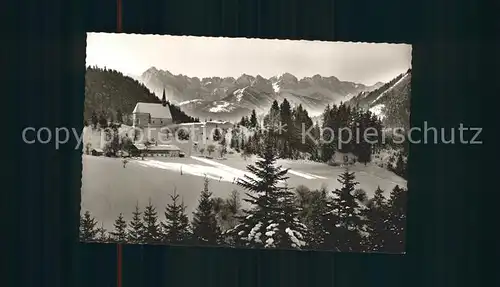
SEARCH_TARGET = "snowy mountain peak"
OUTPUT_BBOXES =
[254,75,266,81]
[137,66,393,121]
[278,72,298,83]
[236,74,255,86]
[144,66,159,74]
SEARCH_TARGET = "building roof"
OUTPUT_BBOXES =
[132,102,172,119]
[134,144,181,151]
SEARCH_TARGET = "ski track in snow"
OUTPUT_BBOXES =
[130,156,328,182]
[191,156,327,181]
[134,160,234,182]
[191,156,257,180]
[287,170,328,180]
[130,156,404,187]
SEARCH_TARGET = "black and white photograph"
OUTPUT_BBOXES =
[81,33,411,253]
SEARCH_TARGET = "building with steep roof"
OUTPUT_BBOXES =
[132,102,173,143]
[132,102,173,128]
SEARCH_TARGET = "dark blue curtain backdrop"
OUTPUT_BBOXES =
[9,0,486,287]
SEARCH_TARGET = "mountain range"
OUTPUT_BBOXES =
[133,67,386,121]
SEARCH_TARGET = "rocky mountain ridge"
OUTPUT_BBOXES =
[135,67,384,121]
[348,69,411,130]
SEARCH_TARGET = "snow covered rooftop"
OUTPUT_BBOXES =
[132,102,172,119]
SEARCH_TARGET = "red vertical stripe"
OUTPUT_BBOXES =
[117,0,122,32]
[117,244,123,287]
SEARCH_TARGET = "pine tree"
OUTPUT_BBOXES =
[219,135,227,157]
[98,112,108,128]
[384,185,407,253]
[96,223,109,242]
[278,99,293,158]
[228,138,308,249]
[304,187,329,249]
[110,213,128,243]
[239,137,245,152]
[320,105,336,162]
[242,135,254,157]
[292,104,315,156]
[116,109,123,124]
[80,211,99,241]
[394,153,406,179]
[142,199,162,244]
[352,111,371,164]
[223,190,242,230]
[103,123,121,156]
[230,128,239,151]
[274,182,310,249]
[213,126,221,141]
[363,186,388,251]
[91,110,98,129]
[162,189,191,244]
[271,100,280,115]
[128,202,144,243]
[250,109,258,128]
[239,116,248,127]
[252,130,263,156]
[322,169,365,251]
[264,100,281,132]
[192,177,222,245]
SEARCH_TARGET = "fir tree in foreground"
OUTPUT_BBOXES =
[80,211,99,241]
[96,223,109,242]
[322,169,365,252]
[110,213,128,243]
[228,138,308,249]
[223,190,242,230]
[300,186,329,250]
[211,190,243,241]
[191,177,222,245]
[128,202,144,244]
[142,199,162,244]
[162,189,191,245]
[363,186,388,251]
[384,185,407,253]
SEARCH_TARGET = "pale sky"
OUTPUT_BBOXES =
[86,32,412,86]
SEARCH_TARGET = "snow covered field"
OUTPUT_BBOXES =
[81,153,406,231]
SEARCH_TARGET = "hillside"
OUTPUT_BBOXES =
[348,69,411,130]
[133,67,384,121]
[84,67,197,124]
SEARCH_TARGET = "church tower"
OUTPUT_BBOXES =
[161,88,167,107]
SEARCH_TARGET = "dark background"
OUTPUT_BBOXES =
[8,0,486,286]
